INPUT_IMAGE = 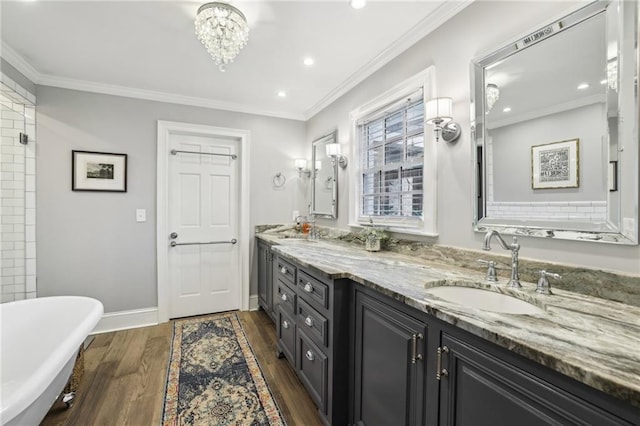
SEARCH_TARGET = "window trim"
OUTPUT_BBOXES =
[349,67,438,236]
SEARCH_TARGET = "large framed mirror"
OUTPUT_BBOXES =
[311,130,338,219]
[471,0,638,244]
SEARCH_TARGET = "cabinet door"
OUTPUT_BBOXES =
[353,289,428,426]
[438,333,634,426]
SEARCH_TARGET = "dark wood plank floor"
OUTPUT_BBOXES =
[41,310,323,426]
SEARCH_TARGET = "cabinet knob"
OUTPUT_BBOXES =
[281,293,288,301]
[305,350,315,361]
[303,282,314,293]
[282,320,289,329]
[280,266,288,274]
[304,316,314,327]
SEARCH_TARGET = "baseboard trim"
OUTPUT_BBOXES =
[249,295,259,311]
[92,307,159,335]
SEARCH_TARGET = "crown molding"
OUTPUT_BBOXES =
[1,41,305,121]
[303,0,475,120]
[36,73,306,121]
[1,41,41,84]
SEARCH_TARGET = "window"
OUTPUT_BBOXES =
[350,68,437,235]
[360,100,424,219]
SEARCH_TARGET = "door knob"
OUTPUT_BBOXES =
[170,232,178,239]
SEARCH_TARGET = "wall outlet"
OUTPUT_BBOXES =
[292,210,299,221]
[136,209,146,222]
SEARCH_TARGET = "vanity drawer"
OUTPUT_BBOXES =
[297,297,328,348]
[276,257,296,285]
[297,270,329,309]
[297,329,328,414]
[277,306,296,363]
[276,280,296,314]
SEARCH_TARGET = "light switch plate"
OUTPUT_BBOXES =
[136,209,146,222]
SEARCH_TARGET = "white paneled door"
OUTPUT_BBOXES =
[167,133,239,319]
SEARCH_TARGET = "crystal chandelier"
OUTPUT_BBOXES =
[486,83,500,112]
[195,2,249,72]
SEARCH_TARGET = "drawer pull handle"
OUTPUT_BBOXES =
[281,293,288,301]
[436,346,449,380]
[282,320,289,329]
[304,316,314,327]
[280,266,288,274]
[411,333,424,364]
[303,282,314,293]
[305,350,315,361]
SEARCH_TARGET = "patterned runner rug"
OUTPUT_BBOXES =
[162,312,285,425]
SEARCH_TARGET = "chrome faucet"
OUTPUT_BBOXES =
[482,230,521,288]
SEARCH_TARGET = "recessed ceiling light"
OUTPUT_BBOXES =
[577,83,590,90]
[350,0,367,10]
[600,79,607,85]
[503,107,512,113]
[277,91,287,98]
[303,57,315,66]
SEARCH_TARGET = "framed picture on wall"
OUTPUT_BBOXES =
[531,139,579,189]
[72,150,127,192]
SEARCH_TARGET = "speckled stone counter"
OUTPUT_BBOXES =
[256,226,640,410]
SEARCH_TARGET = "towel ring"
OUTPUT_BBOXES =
[273,172,286,188]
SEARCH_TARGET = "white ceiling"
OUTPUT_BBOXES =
[0,0,470,121]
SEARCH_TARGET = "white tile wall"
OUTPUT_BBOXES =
[0,74,36,303]
[486,201,608,221]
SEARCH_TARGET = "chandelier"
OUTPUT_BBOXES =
[486,83,500,112]
[195,2,249,72]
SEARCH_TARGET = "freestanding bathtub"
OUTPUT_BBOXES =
[0,296,103,426]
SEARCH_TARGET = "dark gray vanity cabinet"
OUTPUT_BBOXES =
[257,241,275,321]
[352,287,429,426]
[351,284,640,426]
[437,333,636,426]
[273,253,349,426]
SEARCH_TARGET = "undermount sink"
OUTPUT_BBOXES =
[426,286,545,315]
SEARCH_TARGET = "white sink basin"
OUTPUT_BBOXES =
[426,286,545,315]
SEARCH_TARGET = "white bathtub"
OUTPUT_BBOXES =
[0,296,103,426]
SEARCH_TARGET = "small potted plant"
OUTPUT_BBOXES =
[359,226,389,252]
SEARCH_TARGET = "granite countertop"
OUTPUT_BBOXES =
[256,229,640,410]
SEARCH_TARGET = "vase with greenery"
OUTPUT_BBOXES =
[359,226,389,252]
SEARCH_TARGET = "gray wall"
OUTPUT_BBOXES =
[37,87,306,312]
[492,103,605,202]
[306,0,640,275]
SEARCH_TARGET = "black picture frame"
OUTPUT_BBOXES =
[72,150,127,192]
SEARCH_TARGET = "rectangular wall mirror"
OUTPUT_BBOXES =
[311,130,338,219]
[471,0,638,244]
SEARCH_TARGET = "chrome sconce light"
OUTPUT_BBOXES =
[326,143,348,168]
[295,158,311,178]
[425,97,461,143]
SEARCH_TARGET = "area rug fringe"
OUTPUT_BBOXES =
[161,312,286,425]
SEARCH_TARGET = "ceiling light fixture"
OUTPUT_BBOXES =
[503,107,512,113]
[277,91,287,98]
[577,83,590,90]
[486,83,500,112]
[303,57,315,66]
[195,2,249,72]
[350,0,367,10]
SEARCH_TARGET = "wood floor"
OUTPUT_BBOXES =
[41,310,323,426]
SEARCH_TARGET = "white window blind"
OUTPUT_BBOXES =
[358,98,425,221]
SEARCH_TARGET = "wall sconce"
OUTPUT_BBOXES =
[425,97,461,143]
[295,158,311,178]
[326,143,348,168]
[315,160,322,171]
